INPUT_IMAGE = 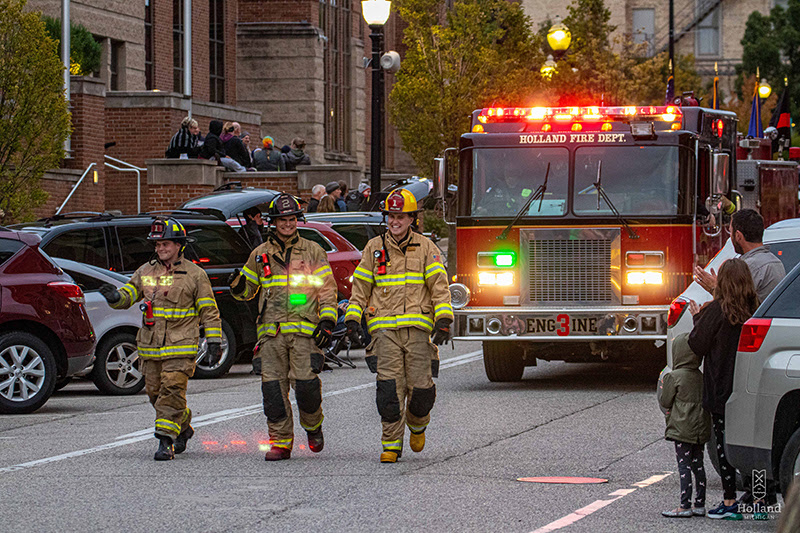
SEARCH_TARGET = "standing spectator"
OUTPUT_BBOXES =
[346,182,371,212]
[165,116,200,159]
[253,136,285,171]
[659,333,711,518]
[336,181,348,212]
[317,181,341,213]
[221,122,251,170]
[307,184,325,213]
[282,137,312,171]
[239,206,264,249]
[240,131,254,168]
[694,209,786,302]
[687,258,759,520]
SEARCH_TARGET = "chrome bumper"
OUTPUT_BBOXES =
[454,305,669,342]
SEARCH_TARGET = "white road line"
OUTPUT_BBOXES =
[0,351,484,473]
[529,472,673,533]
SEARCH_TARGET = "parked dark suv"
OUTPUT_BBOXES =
[0,228,95,413]
[11,213,257,378]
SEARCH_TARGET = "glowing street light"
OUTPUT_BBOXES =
[547,16,571,56]
[758,78,772,99]
[540,55,557,80]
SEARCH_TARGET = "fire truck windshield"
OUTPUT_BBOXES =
[574,146,680,216]
[471,147,568,217]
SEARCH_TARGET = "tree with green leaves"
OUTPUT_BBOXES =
[0,0,71,223]
[42,16,102,76]
[740,1,800,127]
[390,0,701,176]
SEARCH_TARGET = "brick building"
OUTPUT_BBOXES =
[27,0,409,218]
[523,0,786,102]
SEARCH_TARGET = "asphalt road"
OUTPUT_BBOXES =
[0,341,781,532]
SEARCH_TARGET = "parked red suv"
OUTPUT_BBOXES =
[0,228,95,414]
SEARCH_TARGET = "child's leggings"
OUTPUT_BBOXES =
[675,441,706,508]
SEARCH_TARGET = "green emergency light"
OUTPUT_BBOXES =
[477,251,517,268]
[494,253,516,267]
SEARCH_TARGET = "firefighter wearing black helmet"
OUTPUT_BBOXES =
[229,193,338,461]
[99,218,222,461]
[344,188,453,463]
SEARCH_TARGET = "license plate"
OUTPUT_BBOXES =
[526,315,598,336]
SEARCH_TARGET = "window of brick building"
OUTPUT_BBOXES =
[320,0,352,155]
[209,0,225,103]
[173,0,185,93]
[632,8,655,57]
[696,3,720,57]
[145,0,153,90]
[110,40,122,90]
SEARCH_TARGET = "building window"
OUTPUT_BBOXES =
[209,0,225,103]
[696,3,720,57]
[320,0,352,155]
[110,40,122,90]
[145,0,153,89]
[173,0,185,93]
[632,8,655,57]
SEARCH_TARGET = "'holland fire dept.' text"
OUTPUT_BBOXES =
[518,133,627,144]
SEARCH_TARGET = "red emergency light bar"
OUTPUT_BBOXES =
[477,105,681,124]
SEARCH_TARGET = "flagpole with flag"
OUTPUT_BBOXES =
[665,59,675,105]
[712,62,719,110]
[747,68,764,138]
[769,76,791,142]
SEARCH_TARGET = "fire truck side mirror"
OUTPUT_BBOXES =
[711,152,730,196]
[434,157,446,200]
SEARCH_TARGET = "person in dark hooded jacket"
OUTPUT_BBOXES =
[199,120,226,161]
[659,333,711,518]
[281,137,312,171]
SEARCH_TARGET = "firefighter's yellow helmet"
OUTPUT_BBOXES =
[382,188,418,214]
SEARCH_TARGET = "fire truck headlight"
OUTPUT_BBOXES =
[478,271,514,286]
[449,283,471,309]
[626,271,663,285]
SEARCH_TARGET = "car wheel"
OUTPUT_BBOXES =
[0,332,57,414]
[779,426,800,493]
[53,377,72,391]
[89,331,144,395]
[194,320,237,379]
[483,341,525,382]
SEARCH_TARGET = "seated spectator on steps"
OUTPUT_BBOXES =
[221,121,252,170]
[165,116,200,159]
[252,136,285,171]
[198,120,245,172]
[281,137,312,171]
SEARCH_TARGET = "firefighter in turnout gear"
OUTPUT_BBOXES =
[99,218,221,461]
[344,188,453,463]
[229,193,337,461]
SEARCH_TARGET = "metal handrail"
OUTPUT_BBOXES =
[56,162,96,214]
[104,155,145,214]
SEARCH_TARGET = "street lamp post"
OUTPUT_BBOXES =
[362,0,391,202]
[542,17,570,80]
[758,78,772,100]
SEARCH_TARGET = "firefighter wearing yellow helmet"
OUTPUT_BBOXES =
[99,218,222,461]
[229,193,337,461]
[344,188,453,463]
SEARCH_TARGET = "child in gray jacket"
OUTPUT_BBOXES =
[659,333,712,518]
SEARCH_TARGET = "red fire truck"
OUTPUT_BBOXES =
[436,104,739,382]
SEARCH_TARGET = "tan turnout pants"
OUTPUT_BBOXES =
[142,357,195,440]
[259,333,324,450]
[369,327,438,454]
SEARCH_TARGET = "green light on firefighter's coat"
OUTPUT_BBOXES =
[290,294,308,306]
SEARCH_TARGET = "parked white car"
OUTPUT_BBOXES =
[54,258,144,395]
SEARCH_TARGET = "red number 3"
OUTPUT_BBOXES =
[556,314,570,336]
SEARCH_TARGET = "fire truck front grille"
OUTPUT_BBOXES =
[521,228,621,305]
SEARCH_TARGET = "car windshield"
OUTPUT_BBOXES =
[574,146,680,216]
[470,148,569,217]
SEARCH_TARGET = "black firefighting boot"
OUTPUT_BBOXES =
[264,447,291,461]
[173,425,194,454]
[307,428,324,453]
[154,436,175,461]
